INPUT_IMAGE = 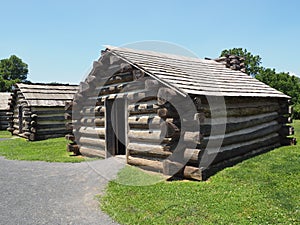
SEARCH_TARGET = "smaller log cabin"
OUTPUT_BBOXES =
[0,93,11,130]
[8,83,78,141]
[68,46,295,180]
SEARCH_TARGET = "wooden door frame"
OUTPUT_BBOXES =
[105,97,128,157]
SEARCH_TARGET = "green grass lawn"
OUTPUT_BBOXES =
[0,130,12,138]
[0,135,85,163]
[100,120,300,225]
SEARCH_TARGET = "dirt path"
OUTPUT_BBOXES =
[0,156,124,225]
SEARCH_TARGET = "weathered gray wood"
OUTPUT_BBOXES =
[127,142,170,152]
[79,106,105,117]
[105,72,134,85]
[35,129,69,136]
[128,101,159,115]
[127,156,163,172]
[79,146,105,158]
[79,137,106,148]
[79,127,105,138]
[198,103,280,118]
[36,116,66,121]
[199,121,280,148]
[128,115,162,129]
[183,166,202,181]
[157,87,177,105]
[201,142,281,180]
[163,159,183,176]
[128,129,171,143]
[200,133,280,166]
[183,131,201,144]
[145,79,160,90]
[126,90,158,103]
[197,112,279,135]
[78,117,105,127]
[128,148,172,159]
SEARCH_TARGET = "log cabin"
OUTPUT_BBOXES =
[68,46,295,180]
[0,93,11,130]
[8,83,78,141]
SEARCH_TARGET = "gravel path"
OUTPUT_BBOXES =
[0,156,125,225]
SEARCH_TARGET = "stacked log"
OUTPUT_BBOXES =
[8,89,31,139]
[213,55,246,73]
[73,49,295,181]
[127,84,201,180]
[0,93,11,130]
[71,51,136,157]
[192,95,295,179]
[65,101,80,155]
[8,85,76,141]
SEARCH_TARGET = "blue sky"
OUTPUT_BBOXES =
[1,0,299,84]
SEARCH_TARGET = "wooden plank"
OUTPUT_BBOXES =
[128,114,162,129]
[79,137,106,148]
[183,166,202,181]
[79,127,105,138]
[127,156,163,172]
[200,133,280,165]
[128,129,171,143]
[128,101,159,115]
[201,142,281,180]
[199,121,280,148]
[79,146,106,158]
[127,142,170,152]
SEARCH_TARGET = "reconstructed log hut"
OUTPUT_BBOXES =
[8,83,78,141]
[0,93,11,130]
[69,46,294,180]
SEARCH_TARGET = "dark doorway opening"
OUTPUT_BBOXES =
[18,106,23,133]
[105,98,127,157]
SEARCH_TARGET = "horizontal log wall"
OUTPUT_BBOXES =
[7,90,31,138]
[72,51,293,181]
[0,110,9,130]
[29,106,72,141]
[8,88,71,141]
[71,57,139,157]
[190,95,293,179]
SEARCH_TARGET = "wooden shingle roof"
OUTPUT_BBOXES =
[0,93,10,110]
[106,46,289,98]
[16,83,78,107]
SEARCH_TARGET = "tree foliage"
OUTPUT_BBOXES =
[220,48,262,76]
[256,69,300,104]
[0,55,28,92]
[220,48,300,119]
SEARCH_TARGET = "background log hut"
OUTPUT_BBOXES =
[8,83,78,141]
[70,46,294,181]
[0,93,11,130]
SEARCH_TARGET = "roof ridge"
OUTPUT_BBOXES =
[16,82,78,87]
[105,45,217,64]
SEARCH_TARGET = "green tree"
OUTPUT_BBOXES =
[0,55,28,92]
[256,68,300,118]
[220,48,262,76]
[220,48,300,119]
